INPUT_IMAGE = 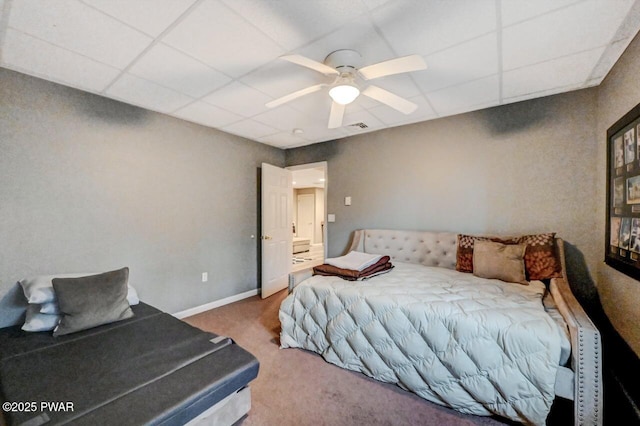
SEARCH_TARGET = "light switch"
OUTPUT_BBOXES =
[328,214,336,222]
[345,196,351,206]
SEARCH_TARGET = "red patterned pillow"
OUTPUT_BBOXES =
[456,233,562,280]
[510,233,563,280]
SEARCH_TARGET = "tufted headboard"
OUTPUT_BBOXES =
[346,229,459,270]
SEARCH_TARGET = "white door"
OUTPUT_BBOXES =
[297,194,315,242]
[261,163,292,299]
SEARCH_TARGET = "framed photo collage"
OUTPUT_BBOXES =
[606,101,640,280]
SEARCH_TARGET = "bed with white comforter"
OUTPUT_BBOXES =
[279,261,566,425]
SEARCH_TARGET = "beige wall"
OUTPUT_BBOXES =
[596,32,640,357]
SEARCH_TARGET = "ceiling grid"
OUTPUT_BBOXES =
[0,0,637,148]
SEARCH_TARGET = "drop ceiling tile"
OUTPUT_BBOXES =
[202,81,272,118]
[9,0,152,69]
[427,74,499,116]
[281,112,350,141]
[222,119,279,141]
[162,0,284,78]
[343,109,384,131]
[352,93,380,110]
[128,43,231,98]
[285,90,337,116]
[368,95,436,126]
[257,132,308,148]
[589,37,634,81]
[371,0,496,56]
[241,59,328,99]
[252,105,313,132]
[503,0,635,70]
[296,15,395,70]
[584,77,602,88]
[106,73,193,113]
[503,82,587,105]
[81,0,196,37]
[297,124,348,144]
[503,47,605,99]
[612,0,640,40]
[2,0,638,148]
[173,100,242,128]
[365,73,423,100]
[221,0,368,51]
[415,33,498,93]
[2,29,121,92]
[501,0,580,27]
[360,0,395,11]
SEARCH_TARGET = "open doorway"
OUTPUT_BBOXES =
[288,162,327,273]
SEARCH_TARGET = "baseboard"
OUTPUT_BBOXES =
[172,289,258,319]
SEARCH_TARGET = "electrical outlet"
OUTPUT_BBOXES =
[202,272,208,282]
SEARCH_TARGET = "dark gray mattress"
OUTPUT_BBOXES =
[0,303,259,426]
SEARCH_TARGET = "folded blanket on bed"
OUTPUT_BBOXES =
[324,251,384,271]
[313,256,393,280]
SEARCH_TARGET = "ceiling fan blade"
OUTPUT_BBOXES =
[328,102,345,129]
[362,85,418,114]
[281,54,340,76]
[265,84,325,109]
[358,54,427,80]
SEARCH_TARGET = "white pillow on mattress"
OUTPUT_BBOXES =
[19,272,101,304]
[127,285,140,305]
[39,301,59,314]
[21,305,60,332]
[19,273,140,306]
[38,285,140,314]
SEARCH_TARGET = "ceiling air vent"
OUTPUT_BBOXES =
[348,122,368,129]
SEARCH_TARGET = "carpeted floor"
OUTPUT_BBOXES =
[182,289,571,426]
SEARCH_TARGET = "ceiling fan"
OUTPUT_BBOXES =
[265,49,427,129]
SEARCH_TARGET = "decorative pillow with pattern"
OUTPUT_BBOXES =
[456,233,562,280]
[456,234,503,274]
[511,233,563,280]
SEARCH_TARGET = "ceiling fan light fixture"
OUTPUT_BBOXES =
[329,83,360,105]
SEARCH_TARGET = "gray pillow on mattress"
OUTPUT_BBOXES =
[52,267,134,337]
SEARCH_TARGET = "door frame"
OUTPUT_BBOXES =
[287,161,328,261]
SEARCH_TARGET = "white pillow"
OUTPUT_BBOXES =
[19,272,101,304]
[39,301,59,314]
[38,285,140,314]
[126,285,140,305]
[22,305,61,332]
